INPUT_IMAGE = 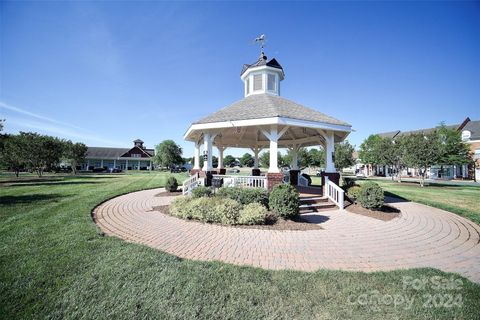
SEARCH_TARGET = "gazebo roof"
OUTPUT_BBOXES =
[194,93,350,127]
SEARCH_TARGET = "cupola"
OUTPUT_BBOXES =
[240,51,284,97]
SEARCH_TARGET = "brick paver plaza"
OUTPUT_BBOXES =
[93,188,480,283]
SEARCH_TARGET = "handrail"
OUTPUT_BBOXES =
[212,175,266,189]
[324,176,345,210]
[182,172,200,195]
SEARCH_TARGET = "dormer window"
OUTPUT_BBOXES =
[253,74,263,91]
[267,74,276,91]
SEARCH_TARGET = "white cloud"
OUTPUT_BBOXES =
[1,101,123,147]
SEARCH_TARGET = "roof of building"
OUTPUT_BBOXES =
[240,54,283,76]
[86,147,154,158]
[133,139,144,143]
[375,118,480,140]
[193,93,351,127]
[463,120,480,140]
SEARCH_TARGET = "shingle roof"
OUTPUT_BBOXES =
[463,120,480,140]
[240,54,283,76]
[193,93,351,126]
[86,147,154,158]
[377,130,401,139]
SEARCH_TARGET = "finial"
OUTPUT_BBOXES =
[254,34,266,58]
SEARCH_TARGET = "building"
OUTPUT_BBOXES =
[357,118,480,181]
[82,139,154,171]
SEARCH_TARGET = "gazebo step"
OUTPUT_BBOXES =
[300,201,337,213]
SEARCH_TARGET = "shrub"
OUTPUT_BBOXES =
[169,196,242,224]
[217,187,268,207]
[342,177,356,190]
[165,176,178,192]
[357,182,384,210]
[238,203,268,225]
[191,186,212,198]
[269,184,299,218]
[347,185,362,202]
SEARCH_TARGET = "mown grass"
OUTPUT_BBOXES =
[1,172,479,319]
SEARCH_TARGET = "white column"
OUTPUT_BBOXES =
[138,160,140,170]
[269,126,279,173]
[149,160,152,171]
[291,146,299,170]
[203,132,213,171]
[252,147,260,169]
[86,159,90,170]
[125,159,128,171]
[217,147,225,169]
[193,143,201,170]
[100,159,104,168]
[113,159,116,169]
[325,130,336,172]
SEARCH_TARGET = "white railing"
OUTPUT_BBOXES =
[213,175,266,189]
[324,176,345,210]
[182,172,200,195]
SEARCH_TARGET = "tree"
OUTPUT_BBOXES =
[212,155,218,168]
[308,148,325,168]
[358,134,383,165]
[284,147,311,169]
[402,131,440,187]
[154,140,183,169]
[334,141,355,171]
[258,151,284,168]
[376,136,408,182]
[240,153,254,167]
[0,134,28,177]
[436,124,470,169]
[224,155,236,167]
[21,133,64,176]
[64,141,87,174]
[0,119,4,132]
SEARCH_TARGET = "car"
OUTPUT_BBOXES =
[228,168,240,174]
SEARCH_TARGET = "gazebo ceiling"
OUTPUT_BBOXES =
[184,93,352,149]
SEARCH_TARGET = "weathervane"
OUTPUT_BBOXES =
[254,34,266,55]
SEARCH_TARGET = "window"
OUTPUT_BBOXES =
[131,154,141,158]
[246,78,250,94]
[253,74,263,91]
[267,74,276,91]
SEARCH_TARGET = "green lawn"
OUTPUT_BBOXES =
[1,173,479,319]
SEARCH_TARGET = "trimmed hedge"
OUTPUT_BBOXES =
[268,184,299,218]
[357,182,384,210]
[191,186,213,198]
[217,187,268,208]
[170,196,242,224]
[347,185,362,202]
[238,203,268,225]
[165,176,178,192]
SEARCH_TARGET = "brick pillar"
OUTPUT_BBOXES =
[218,168,226,175]
[266,172,284,191]
[289,170,300,186]
[321,171,340,186]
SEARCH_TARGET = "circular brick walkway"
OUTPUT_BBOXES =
[93,188,480,283]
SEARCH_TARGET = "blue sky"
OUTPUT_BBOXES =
[1,1,479,157]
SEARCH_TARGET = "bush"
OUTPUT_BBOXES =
[357,182,384,210]
[217,187,268,208]
[165,176,178,192]
[347,185,362,202]
[169,196,242,224]
[191,186,212,198]
[269,184,299,218]
[342,177,356,190]
[238,203,268,225]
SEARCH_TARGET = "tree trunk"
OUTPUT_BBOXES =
[15,169,19,178]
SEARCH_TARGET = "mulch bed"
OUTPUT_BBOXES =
[152,205,322,231]
[155,190,182,197]
[345,203,400,221]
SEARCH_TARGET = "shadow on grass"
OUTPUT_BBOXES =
[0,193,67,206]
[384,192,410,203]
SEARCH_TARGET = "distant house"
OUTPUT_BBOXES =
[357,117,480,181]
[82,139,154,171]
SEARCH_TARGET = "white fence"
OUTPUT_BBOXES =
[213,175,266,189]
[324,176,345,209]
[182,172,200,195]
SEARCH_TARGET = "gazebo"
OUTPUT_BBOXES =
[183,49,352,198]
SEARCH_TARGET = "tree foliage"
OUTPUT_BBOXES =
[224,155,236,166]
[258,151,285,168]
[334,141,355,170]
[240,153,254,167]
[154,140,183,168]
[63,141,88,174]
